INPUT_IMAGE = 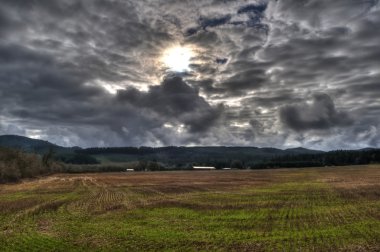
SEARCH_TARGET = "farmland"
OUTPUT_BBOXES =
[0,165,379,251]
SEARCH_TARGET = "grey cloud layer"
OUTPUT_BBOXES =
[279,93,353,131]
[0,0,379,149]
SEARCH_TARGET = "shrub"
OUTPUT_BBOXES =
[0,147,56,183]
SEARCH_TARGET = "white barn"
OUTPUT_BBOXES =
[192,166,216,170]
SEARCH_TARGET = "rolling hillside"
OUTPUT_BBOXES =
[0,135,324,166]
[0,135,76,155]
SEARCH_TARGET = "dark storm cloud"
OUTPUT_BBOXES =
[221,68,266,95]
[279,93,353,131]
[0,44,52,64]
[199,15,232,29]
[238,3,267,15]
[0,0,379,149]
[117,76,223,133]
[216,58,228,64]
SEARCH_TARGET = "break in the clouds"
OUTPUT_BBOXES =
[0,0,379,150]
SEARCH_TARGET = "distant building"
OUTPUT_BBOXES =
[126,169,135,172]
[192,166,216,170]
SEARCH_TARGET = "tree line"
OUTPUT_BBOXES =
[250,149,380,169]
[185,149,380,169]
[0,147,63,182]
[53,148,380,170]
[1,146,379,183]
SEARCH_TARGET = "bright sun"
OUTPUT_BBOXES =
[162,46,194,72]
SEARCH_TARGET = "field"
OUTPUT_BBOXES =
[0,166,379,251]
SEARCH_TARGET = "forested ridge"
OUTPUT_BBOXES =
[0,135,379,183]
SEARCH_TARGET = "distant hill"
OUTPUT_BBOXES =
[0,135,378,169]
[0,135,76,155]
[285,147,324,154]
[0,135,324,166]
[76,145,324,167]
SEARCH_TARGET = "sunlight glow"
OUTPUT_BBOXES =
[162,46,194,72]
[25,129,43,139]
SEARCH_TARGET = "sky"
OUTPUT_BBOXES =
[0,0,379,150]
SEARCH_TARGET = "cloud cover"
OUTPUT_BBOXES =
[0,0,379,149]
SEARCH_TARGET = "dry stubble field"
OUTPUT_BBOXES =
[0,165,380,251]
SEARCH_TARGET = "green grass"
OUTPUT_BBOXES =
[0,166,379,251]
